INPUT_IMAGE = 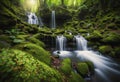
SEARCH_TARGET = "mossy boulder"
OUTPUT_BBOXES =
[60,58,72,75]
[85,61,94,74]
[99,45,113,54]
[14,43,50,65]
[0,49,62,82]
[69,72,85,82]
[77,62,89,77]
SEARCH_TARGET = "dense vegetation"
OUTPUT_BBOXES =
[0,0,120,82]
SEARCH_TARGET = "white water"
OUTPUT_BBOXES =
[74,35,88,50]
[56,35,66,51]
[53,35,120,82]
[51,11,56,28]
[27,12,39,24]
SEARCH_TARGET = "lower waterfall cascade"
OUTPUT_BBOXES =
[53,35,120,82]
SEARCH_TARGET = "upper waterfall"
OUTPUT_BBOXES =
[27,12,39,25]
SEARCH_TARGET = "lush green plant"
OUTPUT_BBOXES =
[14,43,51,65]
[60,58,72,75]
[0,49,62,82]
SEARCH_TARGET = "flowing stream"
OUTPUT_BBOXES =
[53,35,120,82]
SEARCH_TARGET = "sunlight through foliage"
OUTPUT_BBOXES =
[20,0,40,12]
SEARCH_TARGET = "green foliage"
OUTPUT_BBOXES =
[14,43,51,65]
[102,32,120,44]
[0,49,62,82]
[77,62,89,76]
[69,72,85,82]
[46,0,61,7]
[87,30,102,41]
[60,58,72,75]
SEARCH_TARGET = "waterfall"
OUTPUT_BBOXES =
[74,35,87,50]
[53,35,120,82]
[56,35,66,51]
[51,11,56,28]
[74,35,120,82]
[27,12,39,24]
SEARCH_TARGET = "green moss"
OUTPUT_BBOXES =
[0,49,62,82]
[102,32,120,44]
[64,34,73,40]
[27,37,45,48]
[85,61,94,73]
[16,35,30,40]
[78,29,88,33]
[14,43,50,65]
[77,62,89,76]
[86,30,102,41]
[69,72,85,82]
[60,58,72,75]
[99,45,112,54]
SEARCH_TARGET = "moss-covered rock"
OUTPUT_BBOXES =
[99,45,113,54]
[85,61,94,74]
[14,43,50,65]
[60,58,72,75]
[77,62,89,77]
[69,72,85,82]
[0,49,62,82]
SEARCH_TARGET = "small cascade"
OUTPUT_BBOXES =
[74,35,87,50]
[27,12,39,24]
[51,11,56,28]
[56,35,66,51]
[74,35,120,82]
